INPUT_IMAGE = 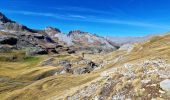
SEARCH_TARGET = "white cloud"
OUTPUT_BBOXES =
[68,15,86,19]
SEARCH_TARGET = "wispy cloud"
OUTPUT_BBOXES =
[51,6,128,18]
[2,9,170,29]
[88,18,170,29]
[53,6,114,15]
[68,14,87,19]
[2,10,86,20]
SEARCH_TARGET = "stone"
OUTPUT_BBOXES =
[159,90,165,94]
[160,79,170,92]
[59,60,72,73]
[41,58,55,66]
[141,79,151,84]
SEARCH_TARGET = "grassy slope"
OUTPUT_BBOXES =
[1,33,170,99]
[0,52,98,100]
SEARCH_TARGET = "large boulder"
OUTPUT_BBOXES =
[41,58,55,66]
[160,79,170,92]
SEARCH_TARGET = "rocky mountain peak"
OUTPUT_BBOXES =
[44,27,61,38]
[0,12,35,32]
[45,27,61,33]
[0,12,13,23]
[68,30,88,36]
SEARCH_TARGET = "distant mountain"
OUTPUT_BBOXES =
[106,35,154,47]
[44,29,117,53]
[68,30,117,53]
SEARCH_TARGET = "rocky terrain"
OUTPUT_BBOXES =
[0,12,170,100]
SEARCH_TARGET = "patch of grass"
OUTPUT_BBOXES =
[23,56,39,62]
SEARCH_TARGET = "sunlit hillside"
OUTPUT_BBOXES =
[0,32,169,100]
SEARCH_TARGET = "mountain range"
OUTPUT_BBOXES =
[1,12,170,100]
[0,12,152,55]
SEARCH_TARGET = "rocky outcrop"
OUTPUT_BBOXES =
[73,60,99,74]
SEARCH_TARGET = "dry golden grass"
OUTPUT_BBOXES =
[0,52,100,100]
[0,31,10,35]
[4,74,98,100]
[1,33,170,99]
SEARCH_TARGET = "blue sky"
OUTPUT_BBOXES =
[0,0,170,36]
